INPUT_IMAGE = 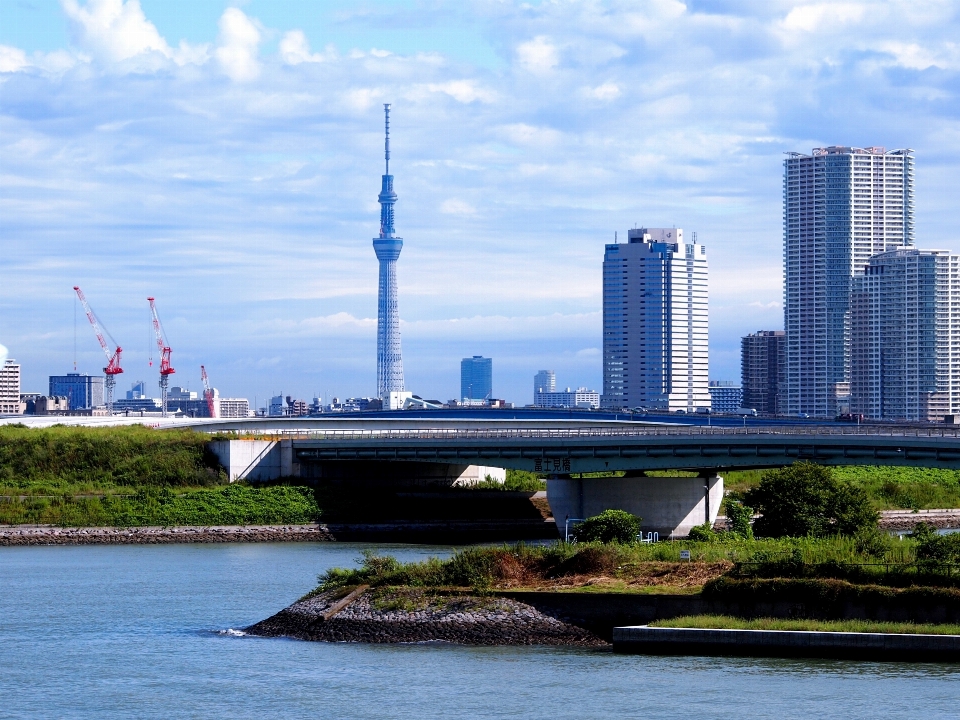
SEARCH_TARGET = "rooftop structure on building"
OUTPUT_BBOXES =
[783,146,914,417]
[461,356,493,403]
[850,248,960,422]
[602,227,710,412]
[741,330,785,416]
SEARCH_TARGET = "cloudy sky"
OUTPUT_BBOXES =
[2,0,958,407]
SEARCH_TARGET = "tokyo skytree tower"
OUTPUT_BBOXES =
[373,104,405,398]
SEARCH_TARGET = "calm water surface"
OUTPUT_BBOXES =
[1,542,958,719]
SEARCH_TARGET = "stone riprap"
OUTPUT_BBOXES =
[0,523,334,546]
[246,588,606,646]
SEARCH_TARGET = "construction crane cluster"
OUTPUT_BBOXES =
[73,287,217,418]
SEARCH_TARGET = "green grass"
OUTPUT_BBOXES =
[650,615,960,635]
[470,469,546,491]
[0,483,321,527]
[719,466,960,511]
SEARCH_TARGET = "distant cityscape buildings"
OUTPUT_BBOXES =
[535,387,600,410]
[602,227,710,412]
[783,146,914,418]
[533,370,555,398]
[461,356,493,404]
[741,331,785,415]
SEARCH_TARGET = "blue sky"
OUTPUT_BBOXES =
[2,0,959,406]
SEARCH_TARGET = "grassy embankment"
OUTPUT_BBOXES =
[0,424,320,526]
[650,616,960,635]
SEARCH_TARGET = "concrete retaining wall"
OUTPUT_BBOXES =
[612,626,960,661]
[546,475,723,538]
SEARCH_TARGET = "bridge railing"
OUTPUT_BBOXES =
[208,424,960,442]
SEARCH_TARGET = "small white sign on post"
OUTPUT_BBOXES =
[679,550,691,561]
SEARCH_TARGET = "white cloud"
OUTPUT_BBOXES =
[583,82,620,101]
[0,45,28,73]
[516,36,559,73]
[424,80,496,103]
[439,199,477,216]
[62,0,170,61]
[279,30,326,65]
[215,7,261,81]
[781,3,868,33]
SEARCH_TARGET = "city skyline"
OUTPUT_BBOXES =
[2,1,959,404]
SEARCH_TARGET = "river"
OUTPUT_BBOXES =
[1,542,958,719]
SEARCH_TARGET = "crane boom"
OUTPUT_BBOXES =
[200,365,218,419]
[73,286,122,415]
[147,297,174,418]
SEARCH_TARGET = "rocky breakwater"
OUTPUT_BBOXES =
[246,586,606,646]
[0,523,334,546]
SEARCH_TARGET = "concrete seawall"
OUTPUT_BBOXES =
[612,626,960,661]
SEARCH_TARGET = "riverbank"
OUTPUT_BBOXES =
[0,519,556,545]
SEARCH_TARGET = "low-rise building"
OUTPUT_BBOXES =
[708,381,743,413]
[535,387,600,409]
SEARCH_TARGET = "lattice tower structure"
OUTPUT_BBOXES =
[372,103,405,398]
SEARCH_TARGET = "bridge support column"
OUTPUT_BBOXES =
[546,473,724,540]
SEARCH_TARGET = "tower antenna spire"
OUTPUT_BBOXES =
[384,103,390,175]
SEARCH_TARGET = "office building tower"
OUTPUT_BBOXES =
[602,228,710,411]
[461,356,493,403]
[49,373,105,410]
[708,381,743,413]
[126,381,146,400]
[1,359,25,415]
[783,146,914,417]
[533,370,556,400]
[850,248,960,421]
[373,104,405,399]
[741,330,786,415]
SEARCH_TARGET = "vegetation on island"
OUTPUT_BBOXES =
[650,615,960,635]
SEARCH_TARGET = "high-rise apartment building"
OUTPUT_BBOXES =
[49,373,105,410]
[850,248,960,421]
[741,330,786,415]
[602,228,710,411]
[783,146,914,417]
[461,356,492,403]
[1,359,25,414]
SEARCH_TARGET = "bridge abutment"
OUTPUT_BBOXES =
[546,473,724,540]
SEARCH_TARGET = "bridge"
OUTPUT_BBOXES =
[196,417,960,539]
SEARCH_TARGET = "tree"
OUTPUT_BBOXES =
[724,498,754,539]
[573,509,642,543]
[744,462,878,538]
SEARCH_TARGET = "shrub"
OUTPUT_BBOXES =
[573,509,641,543]
[688,523,717,542]
[913,522,960,565]
[744,462,879,538]
[724,498,754,539]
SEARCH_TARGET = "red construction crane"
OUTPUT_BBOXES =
[147,297,175,418]
[200,365,218,419]
[73,286,123,414]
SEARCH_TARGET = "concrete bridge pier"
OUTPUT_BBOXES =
[546,472,724,540]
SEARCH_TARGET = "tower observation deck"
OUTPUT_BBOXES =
[373,104,405,398]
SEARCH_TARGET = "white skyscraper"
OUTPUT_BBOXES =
[850,248,960,421]
[783,146,914,417]
[602,228,710,411]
